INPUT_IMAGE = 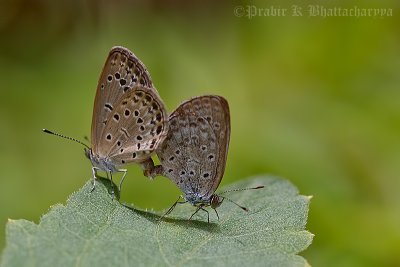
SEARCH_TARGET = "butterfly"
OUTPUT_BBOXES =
[44,46,168,195]
[143,95,263,222]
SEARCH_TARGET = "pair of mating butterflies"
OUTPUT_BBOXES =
[45,46,262,222]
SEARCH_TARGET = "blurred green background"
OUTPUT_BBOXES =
[1,0,399,266]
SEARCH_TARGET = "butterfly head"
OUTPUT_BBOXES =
[84,147,99,166]
[84,147,117,173]
[84,148,99,165]
[210,194,223,209]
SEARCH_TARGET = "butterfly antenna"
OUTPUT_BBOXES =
[221,196,249,212]
[217,186,264,212]
[219,185,264,195]
[42,129,90,149]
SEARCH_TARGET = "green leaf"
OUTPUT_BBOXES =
[1,176,313,267]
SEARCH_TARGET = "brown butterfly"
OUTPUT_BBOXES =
[144,95,263,222]
[44,46,168,195]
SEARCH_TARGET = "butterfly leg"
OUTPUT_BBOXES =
[201,207,211,223]
[160,196,187,220]
[118,169,128,194]
[189,206,201,221]
[90,167,100,192]
[213,208,220,221]
[107,171,116,199]
[189,206,210,223]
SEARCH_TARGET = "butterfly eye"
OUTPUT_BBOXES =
[210,195,222,209]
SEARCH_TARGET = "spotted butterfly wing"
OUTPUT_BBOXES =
[91,46,168,166]
[156,95,230,199]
